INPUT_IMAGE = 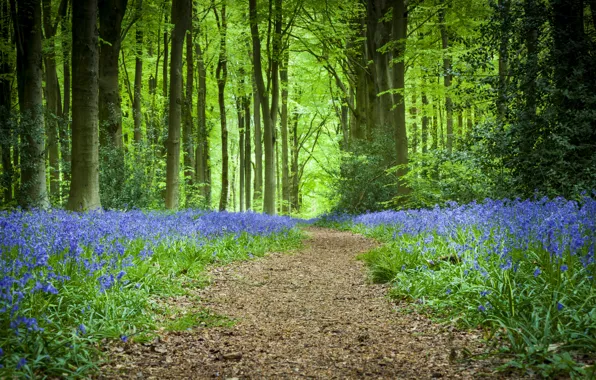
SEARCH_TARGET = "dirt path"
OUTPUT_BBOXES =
[101,228,506,379]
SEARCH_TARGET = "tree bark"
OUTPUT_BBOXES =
[392,0,410,200]
[421,91,429,153]
[165,0,191,209]
[497,0,509,121]
[0,0,13,204]
[280,50,290,214]
[67,0,101,210]
[249,0,277,214]
[252,73,263,203]
[215,2,228,211]
[133,0,143,143]
[59,0,70,191]
[183,27,194,184]
[195,37,210,203]
[238,96,245,211]
[439,3,453,153]
[410,93,417,154]
[14,0,49,208]
[244,91,252,210]
[98,0,128,149]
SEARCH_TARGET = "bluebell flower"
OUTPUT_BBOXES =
[445,289,452,295]
[557,302,564,311]
[121,335,128,342]
[78,324,87,335]
[560,264,568,272]
[533,268,541,277]
[478,305,486,312]
[16,357,26,369]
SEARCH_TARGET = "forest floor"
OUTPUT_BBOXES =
[100,228,516,379]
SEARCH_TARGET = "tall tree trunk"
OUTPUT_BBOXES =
[431,102,438,150]
[366,0,393,133]
[98,0,127,149]
[0,0,13,204]
[165,0,191,209]
[14,0,49,208]
[67,0,101,210]
[59,1,70,194]
[496,0,509,121]
[244,92,251,210]
[252,74,262,203]
[421,91,429,153]
[249,0,276,214]
[392,0,409,200]
[439,3,453,153]
[215,2,228,211]
[290,112,300,212]
[280,50,289,214]
[195,38,210,203]
[42,0,62,202]
[238,96,245,211]
[183,28,194,185]
[133,0,143,143]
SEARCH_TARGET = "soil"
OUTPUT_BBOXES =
[100,228,512,379]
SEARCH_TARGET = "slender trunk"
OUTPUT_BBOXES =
[439,4,453,153]
[183,28,194,184]
[163,10,168,99]
[410,93,417,154]
[250,0,276,214]
[421,92,429,153]
[392,0,409,200]
[195,39,210,203]
[0,0,12,203]
[290,112,300,211]
[244,93,251,210]
[14,0,49,208]
[67,0,101,210]
[238,97,245,211]
[280,50,289,214]
[59,3,70,193]
[133,0,143,143]
[252,74,262,203]
[165,0,191,209]
[42,0,61,201]
[497,0,509,121]
[431,101,438,150]
[98,0,128,149]
[216,2,228,211]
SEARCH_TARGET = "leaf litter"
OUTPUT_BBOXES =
[99,228,522,379]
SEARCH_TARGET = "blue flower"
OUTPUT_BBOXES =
[560,264,568,272]
[557,302,564,311]
[16,357,27,369]
[478,304,486,312]
[121,335,128,343]
[533,268,541,277]
[446,288,452,295]
[78,324,87,335]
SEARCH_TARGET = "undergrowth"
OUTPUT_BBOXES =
[351,197,596,378]
[0,210,303,378]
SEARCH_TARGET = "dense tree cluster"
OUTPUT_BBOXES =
[0,0,594,214]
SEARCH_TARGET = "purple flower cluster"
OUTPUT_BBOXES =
[354,196,596,272]
[0,209,298,337]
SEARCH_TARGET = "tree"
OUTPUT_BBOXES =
[0,0,13,204]
[215,1,228,211]
[249,0,278,215]
[165,0,191,209]
[67,0,101,210]
[133,0,143,143]
[13,0,50,208]
[98,0,128,149]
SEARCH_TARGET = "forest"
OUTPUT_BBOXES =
[0,0,595,378]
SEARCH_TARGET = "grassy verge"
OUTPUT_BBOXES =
[0,210,303,378]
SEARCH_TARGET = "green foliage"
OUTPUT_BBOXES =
[393,146,512,209]
[99,144,163,210]
[331,132,397,214]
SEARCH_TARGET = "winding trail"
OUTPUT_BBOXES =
[101,228,506,379]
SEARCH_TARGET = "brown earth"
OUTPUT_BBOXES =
[100,227,512,379]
